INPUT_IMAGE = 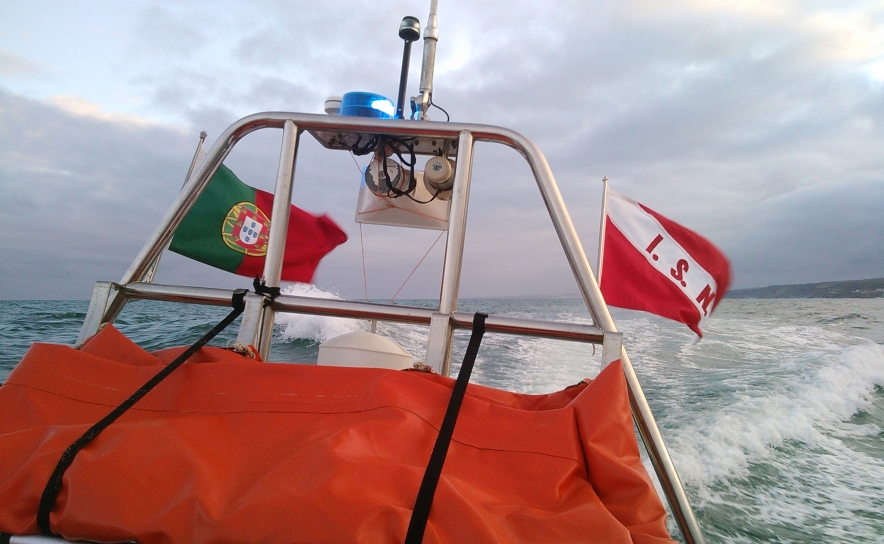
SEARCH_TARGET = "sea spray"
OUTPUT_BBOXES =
[273,283,362,345]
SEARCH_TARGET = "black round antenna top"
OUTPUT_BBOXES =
[399,16,420,41]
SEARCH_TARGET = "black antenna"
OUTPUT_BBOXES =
[396,16,420,119]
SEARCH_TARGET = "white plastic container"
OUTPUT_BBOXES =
[317,332,414,370]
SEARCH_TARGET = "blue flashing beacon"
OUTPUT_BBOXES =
[339,92,395,119]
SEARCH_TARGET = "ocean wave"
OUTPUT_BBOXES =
[668,342,884,487]
[816,313,866,325]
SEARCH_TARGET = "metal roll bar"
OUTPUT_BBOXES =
[79,112,704,544]
[104,281,607,345]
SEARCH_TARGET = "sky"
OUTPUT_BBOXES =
[1,0,883,301]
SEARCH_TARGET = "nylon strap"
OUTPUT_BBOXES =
[36,289,248,536]
[405,312,488,544]
[253,276,281,304]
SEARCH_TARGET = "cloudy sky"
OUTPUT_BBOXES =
[1,0,883,301]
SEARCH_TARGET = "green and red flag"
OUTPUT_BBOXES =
[169,165,347,283]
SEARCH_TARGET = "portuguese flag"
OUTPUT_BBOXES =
[169,165,347,283]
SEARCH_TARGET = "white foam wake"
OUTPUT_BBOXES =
[273,284,363,344]
[669,341,884,486]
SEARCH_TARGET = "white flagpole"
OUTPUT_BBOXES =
[143,131,208,283]
[597,176,609,283]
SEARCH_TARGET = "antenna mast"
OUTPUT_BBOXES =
[413,0,439,120]
[396,16,421,119]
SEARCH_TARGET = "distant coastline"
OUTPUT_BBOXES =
[728,278,884,299]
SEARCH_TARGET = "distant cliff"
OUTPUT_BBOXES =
[728,278,884,299]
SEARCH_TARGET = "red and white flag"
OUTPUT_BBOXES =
[599,191,731,337]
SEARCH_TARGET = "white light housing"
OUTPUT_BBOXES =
[423,156,454,197]
[324,96,342,115]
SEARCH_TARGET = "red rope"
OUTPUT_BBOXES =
[359,223,369,301]
[350,150,444,303]
[389,231,446,302]
[351,151,370,302]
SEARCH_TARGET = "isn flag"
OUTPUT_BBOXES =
[170,165,347,283]
[599,191,731,337]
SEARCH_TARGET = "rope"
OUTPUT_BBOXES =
[348,150,362,171]
[351,151,371,302]
[350,149,445,303]
[389,230,446,303]
[359,223,369,301]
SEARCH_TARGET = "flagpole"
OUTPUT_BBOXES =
[143,131,208,283]
[518,144,706,543]
[597,176,609,283]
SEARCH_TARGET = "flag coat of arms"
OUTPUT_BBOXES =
[169,165,347,283]
[599,191,731,336]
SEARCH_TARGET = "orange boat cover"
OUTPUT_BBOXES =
[0,324,673,543]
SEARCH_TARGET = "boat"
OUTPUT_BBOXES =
[0,3,706,543]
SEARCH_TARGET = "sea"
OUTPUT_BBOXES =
[1,289,883,543]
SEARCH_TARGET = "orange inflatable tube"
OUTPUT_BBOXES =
[0,324,673,543]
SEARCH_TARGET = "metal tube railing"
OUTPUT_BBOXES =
[118,282,606,344]
[426,129,474,375]
[254,120,300,357]
[95,112,704,543]
[119,283,238,307]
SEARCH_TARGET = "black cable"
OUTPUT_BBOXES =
[37,290,248,536]
[384,137,447,205]
[378,136,420,200]
[351,132,443,204]
[429,99,450,122]
[350,134,379,156]
[405,185,442,205]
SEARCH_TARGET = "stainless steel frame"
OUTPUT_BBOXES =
[77,112,705,544]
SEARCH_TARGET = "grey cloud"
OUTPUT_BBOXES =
[0,50,47,77]
[3,0,884,300]
[726,178,884,286]
[0,91,192,298]
[436,3,884,292]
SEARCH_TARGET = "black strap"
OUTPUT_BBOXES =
[0,533,11,544]
[37,290,247,536]
[405,312,487,544]
[253,276,280,304]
